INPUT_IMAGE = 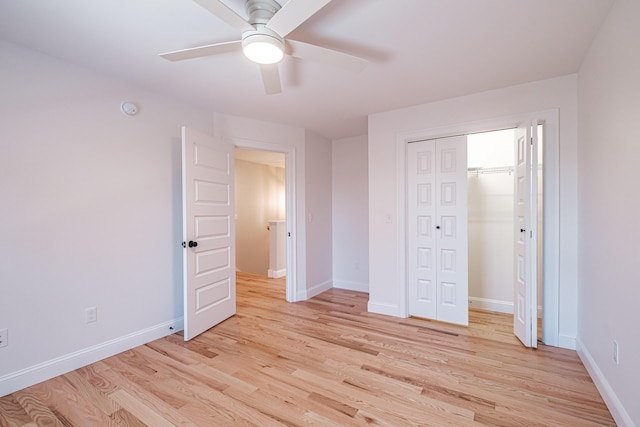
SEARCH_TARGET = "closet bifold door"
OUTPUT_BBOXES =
[513,122,538,348]
[408,140,437,320]
[407,136,468,326]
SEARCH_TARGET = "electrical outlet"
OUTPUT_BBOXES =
[0,328,7,348]
[85,307,97,324]
[613,340,619,364]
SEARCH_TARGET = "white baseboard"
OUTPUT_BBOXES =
[368,300,404,318]
[576,338,635,427]
[333,279,369,293]
[558,334,577,350]
[268,268,286,279]
[0,318,184,397]
[467,297,543,317]
[297,280,332,300]
[468,297,513,314]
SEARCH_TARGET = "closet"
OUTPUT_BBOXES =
[467,129,515,314]
[407,135,468,326]
[406,124,544,346]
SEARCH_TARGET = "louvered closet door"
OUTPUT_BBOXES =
[408,136,468,326]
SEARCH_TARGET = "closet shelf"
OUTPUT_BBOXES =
[467,166,513,176]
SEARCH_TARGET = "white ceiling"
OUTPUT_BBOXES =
[0,0,614,140]
[235,147,286,168]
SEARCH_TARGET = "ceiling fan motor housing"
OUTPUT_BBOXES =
[245,0,280,25]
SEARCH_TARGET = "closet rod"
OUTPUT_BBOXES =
[467,166,513,176]
[407,126,518,144]
[467,164,543,176]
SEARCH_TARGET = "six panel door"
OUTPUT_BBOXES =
[408,136,468,326]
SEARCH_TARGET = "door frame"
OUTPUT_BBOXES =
[395,110,560,346]
[227,136,298,302]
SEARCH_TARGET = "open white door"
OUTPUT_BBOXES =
[182,127,236,341]
[513,123,538,347]
[408,136,468,326]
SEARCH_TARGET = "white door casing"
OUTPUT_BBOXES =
[408,136,468,326]
[182,127,236,341]
[513,123,538,348]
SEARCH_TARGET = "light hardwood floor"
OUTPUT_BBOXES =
[0,273,615,426]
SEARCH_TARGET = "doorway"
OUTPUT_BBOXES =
[234,148,287,279]
[230,137,298,303]
[467,128,544,340]
[400,112,557,346]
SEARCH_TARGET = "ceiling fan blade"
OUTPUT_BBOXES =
[286,39,367,73]
[266,0,332,37]
[193,0,254,33]
[160,40,241,61]
[259,64,282,95]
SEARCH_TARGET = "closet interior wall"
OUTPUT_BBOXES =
[467,130,516,313]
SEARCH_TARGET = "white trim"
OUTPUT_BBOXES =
[396,110,561,346]
[368,301,405,318]
[268,268,286,278]
[298,280,332,300]
[0,318,183,397]
[576,339,635,427]
[227,137,298,302]
[468,297,543,316]
[468,297,513,314]
[558,334,577,350]
[333,279,369,293]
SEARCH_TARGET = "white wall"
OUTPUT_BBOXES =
[304,130,333,297]
[368,74,578,348]
[0,41,333,396]
[0,41,212,395]
[235,159,285,275]
[577,0,640,424]
[332,135,369,292]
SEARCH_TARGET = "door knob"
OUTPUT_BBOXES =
[188,240,198,248]
[436,225,441,229]
[520,228,526,233]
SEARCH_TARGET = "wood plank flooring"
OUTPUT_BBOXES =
[0,273,615,426]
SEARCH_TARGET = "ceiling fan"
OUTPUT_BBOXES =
[160,0,368,94]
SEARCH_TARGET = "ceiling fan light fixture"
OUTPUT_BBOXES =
[242,33,284,64]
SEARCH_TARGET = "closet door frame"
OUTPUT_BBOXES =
[396,110,560,347]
